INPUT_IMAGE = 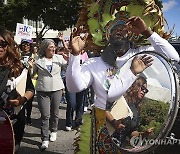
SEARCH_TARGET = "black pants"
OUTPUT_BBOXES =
[24,96,34,119]
[13,106,26,146]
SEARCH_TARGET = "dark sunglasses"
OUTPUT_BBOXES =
[141,85,149,94]
[22,43,30,47]
[0,40,8,48]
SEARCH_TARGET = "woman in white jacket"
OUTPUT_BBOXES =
[32,39,67,149]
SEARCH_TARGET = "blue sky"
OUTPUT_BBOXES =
[162,0,180,36]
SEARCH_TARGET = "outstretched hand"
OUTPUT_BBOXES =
[70,26,88,56]
[58,32,64,41]
[130,55,153,75]
[62,48,70,61]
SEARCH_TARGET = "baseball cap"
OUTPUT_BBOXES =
[21,38,33,44]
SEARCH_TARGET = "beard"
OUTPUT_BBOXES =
[109,36,130,55]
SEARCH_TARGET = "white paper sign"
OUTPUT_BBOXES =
[14,68,28,114]
[15,23,33,39]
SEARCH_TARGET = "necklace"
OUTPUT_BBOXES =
[105,62,120,78]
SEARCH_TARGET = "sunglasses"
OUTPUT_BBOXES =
[0,40,8,48]
[22,43,30,47]
[141,85,149,94]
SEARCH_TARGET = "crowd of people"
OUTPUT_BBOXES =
[0,15,179,154]
[0,28,95,153]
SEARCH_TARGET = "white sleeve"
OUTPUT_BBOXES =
[148,32,180,62]
[56,54,67,65]
[107,69,137,102]
[66,54,93,93]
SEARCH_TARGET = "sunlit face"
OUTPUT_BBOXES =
[137,83,148,100]
[21,42,31,53]
[109,25,130,56]
[0,36,8,59]
[45,42,56,58]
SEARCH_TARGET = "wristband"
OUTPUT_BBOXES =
[142,27,152,38]
[23,96,28,103]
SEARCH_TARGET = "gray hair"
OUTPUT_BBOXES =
[38,39,55,57]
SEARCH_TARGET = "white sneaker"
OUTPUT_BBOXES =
[50,132,57,142]
[41,141,49,149]
[65,126,72,131]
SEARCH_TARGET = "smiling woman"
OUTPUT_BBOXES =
[0,27,35,153]
[31,39,68,150]
[106,76,153,148]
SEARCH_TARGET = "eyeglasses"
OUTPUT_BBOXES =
[22,43,30,47]
[141,85,149,94]
[0,40,8,48]
[48,46,56,50]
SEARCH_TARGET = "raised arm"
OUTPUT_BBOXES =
[108,54,153,102]
[66,26,92,92]
[58,32,69,49]
[125,16,179,62]
[66,55,93,93]
[147,32,179,62]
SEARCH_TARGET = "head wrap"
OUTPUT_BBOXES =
[76,0,171,52]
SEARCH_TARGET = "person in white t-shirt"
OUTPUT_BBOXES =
[65,0,180,151]
[66,16,179,111]
[65,15,179,153]
[67,15,179,151]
